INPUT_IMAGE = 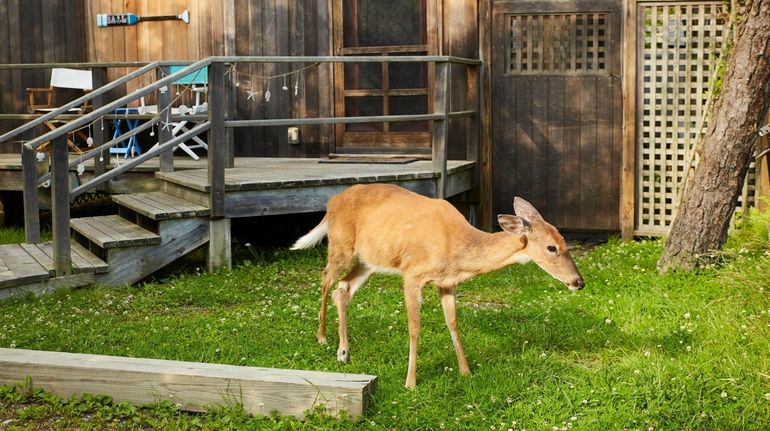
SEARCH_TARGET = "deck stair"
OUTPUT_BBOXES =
[0,241,108,300]
[72,191,210,287]
[0,191,210,299]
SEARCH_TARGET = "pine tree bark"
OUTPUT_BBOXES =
[658,0,770,272]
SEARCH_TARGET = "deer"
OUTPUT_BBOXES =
[291,183,584,388]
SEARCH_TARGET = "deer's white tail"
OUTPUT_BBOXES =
[290,218,328,250]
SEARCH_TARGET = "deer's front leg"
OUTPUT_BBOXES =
[439,287,470,375]
[403,280,423,388]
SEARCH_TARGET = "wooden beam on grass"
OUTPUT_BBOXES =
[0,348,377,419]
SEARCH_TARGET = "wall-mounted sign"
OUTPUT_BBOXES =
[97,9,189,27]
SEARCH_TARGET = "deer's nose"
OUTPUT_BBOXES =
[570,277,585,291]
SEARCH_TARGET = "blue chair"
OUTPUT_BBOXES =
[110,107,142,158]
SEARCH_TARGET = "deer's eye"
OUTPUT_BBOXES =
[547,245,558,254]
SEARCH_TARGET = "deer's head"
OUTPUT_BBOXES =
[498,197,585,291]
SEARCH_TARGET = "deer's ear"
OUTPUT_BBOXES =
[513,197,543,223]
[498,214,531,235]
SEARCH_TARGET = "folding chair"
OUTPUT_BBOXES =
[158,65,209,160]
[109,108,143,158]
[26,68,93,153]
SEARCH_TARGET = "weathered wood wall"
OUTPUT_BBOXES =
[0,0,88,152]
[443,0,479,161]
[83,0,333,158]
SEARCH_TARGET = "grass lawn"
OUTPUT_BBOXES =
[1,215,769,430]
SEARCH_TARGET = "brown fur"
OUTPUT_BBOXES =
[292,183,584,388]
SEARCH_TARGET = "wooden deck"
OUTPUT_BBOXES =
[0,241,108,300]
[0,154,475,215]
[158,158,476,218]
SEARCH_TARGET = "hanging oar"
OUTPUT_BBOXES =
[97,10,189,27]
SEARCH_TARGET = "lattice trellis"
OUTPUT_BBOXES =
[636,2,728,234]
[506,13,610,75]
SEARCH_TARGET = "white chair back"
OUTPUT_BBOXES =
[50,68,93,91]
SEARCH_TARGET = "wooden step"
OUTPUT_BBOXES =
[20,242,109,275]
[112,191,209,220]
[71,215,161,249]
[0,244,50,289]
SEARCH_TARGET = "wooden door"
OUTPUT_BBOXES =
[491,0,622,231]
[332,0,434,153]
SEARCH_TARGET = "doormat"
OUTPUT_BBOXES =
[319,157,420,164]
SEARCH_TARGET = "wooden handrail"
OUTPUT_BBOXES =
[70,121,211,198]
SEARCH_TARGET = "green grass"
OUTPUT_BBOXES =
[1,232,770,429]
[0,228,26,245]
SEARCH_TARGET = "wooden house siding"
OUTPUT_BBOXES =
[0,0,88,152]
[82,0,333,158]
[2,1,477,160]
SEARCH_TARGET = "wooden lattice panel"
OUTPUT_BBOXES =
[506,13,610,75]
[636,2,727,234]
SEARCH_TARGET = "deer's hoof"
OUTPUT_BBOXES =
[317,335,327,345]
[337,348,349,363]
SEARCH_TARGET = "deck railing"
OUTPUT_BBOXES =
[0,56,481,276]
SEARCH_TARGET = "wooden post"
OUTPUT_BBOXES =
[466,64,480,173]
[478,0,494,231]
[91,67,109,189]
[158,66,174,173]
[432,61,450,199]
[208,218,232,273]
[21,146,40,243]
[208,61,231,272]
[225,69,235,169]
[51,135,72,276]
[620,0,638,240]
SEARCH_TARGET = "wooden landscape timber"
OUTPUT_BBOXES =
[0,348,377,419]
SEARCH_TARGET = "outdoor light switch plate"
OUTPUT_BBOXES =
[759,124,770,137]
[288,126,300,144]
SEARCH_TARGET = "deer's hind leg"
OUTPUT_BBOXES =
[317,246,354,345]
[332,263,374,362]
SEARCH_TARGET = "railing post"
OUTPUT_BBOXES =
[51,135,72,276]
[21,146,40,243]
[207,61,231,273]
[158,66,174,172]
[432,61,450,199]
[91,67,108,189]
[466,63,480,176]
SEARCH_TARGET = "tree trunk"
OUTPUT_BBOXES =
[658,0,770,272]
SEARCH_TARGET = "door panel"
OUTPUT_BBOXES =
[491,1,622,231]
